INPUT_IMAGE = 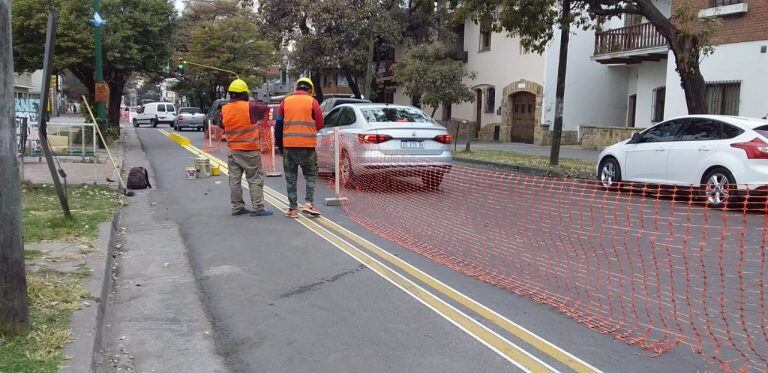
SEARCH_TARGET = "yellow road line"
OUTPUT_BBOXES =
[161,131,600,372]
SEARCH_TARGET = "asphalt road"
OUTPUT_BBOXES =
[136,126,722,372]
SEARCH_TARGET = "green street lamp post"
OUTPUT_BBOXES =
[93,0,106,125]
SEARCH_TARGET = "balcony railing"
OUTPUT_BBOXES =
[594,22,667,56]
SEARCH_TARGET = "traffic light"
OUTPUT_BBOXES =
[177,58,185,73]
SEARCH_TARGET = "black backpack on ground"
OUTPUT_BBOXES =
[126,167,151,190]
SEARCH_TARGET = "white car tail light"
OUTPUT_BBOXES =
[731,138,768,159]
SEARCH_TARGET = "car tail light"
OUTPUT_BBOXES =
[178,115,184,120]
[434,134,452,144]
[731,138,768,159]
[358,134,392,144]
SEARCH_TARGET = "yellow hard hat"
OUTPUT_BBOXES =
[296,77,315,96]
[228,79,249,93]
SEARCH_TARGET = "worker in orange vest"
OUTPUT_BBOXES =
[275,77,324,218]
[220,79,273,217]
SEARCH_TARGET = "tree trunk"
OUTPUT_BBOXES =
[311,70,324,103]
[341,68,362,99]
[671,37,708,114]
[0,0,29,336]
[107,80,126,126]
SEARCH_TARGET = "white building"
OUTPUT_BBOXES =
[378,0,767,147]
[384,18,548,143]
[542,0,768,148]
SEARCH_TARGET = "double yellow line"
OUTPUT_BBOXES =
[159,130,601,373]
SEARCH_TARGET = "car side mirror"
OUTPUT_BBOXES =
[629,132,641,143]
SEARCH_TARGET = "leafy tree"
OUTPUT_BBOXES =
[453,0,719,114]
[259,0,402,100]
[171,0,274,110]
[12,0,176,125]
[393,42,476,116]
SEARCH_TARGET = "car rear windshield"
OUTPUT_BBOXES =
[361,107,432,123]
[755,125,768,139]
[179,108,201,114]
[335,99,370,107]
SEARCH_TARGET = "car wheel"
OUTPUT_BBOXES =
[422,172,444,191]
[702,168,736,208]
[132,119,139,128]
[598,157,621,189]
[151,119,157,128]
[340,152,357,188]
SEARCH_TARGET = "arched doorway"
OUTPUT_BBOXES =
[510,92,536,143]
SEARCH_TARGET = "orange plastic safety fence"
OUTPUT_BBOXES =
[202,125,224,153]
[329,137,768,371]
[206,119,280,174]
[259,119,279,175]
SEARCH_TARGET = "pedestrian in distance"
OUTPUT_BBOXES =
[275,77,324,218]
[220,79,273,217]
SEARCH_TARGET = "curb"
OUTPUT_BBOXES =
[60,212,119,373]
[453,156,594,180]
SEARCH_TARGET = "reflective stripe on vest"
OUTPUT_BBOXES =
[222,100,260,151]
[282,94,317,148]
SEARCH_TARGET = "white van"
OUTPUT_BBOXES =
[133,102,177,127]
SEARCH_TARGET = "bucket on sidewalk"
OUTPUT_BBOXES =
[185,167,197,179]
[211,165,221,176]
[195,158,211,179]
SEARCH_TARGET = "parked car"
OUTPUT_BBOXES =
[317,104,453,190]
[174,107,206,131]
[597,115,768,207]
[204,98,228,140]
[320,98,371,116]
[133,102,176,127]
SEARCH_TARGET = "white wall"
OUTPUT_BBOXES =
[454,20,546,125]
[664,40,768,119]
[542,24,629,131]
[633,61,667,127]
[394,19,546,123]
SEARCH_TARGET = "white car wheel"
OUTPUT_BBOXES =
[703,168,735,208]
[599,158,621,189]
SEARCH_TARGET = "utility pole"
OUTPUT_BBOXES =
[93,0,107,127]
[0,0,30,335]
[549,0,571,166]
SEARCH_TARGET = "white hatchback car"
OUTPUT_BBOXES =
[597,115,768,206]
[317,104,453,189]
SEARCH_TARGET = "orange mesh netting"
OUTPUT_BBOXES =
[328,134,768,371]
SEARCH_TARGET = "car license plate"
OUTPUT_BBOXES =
[401,140,423,149]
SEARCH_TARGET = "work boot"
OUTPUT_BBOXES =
[232,208,253,216]
[301,203,321,216]
[286,209,299,219]
[250,209,274,217]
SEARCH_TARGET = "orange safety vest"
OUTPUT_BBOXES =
[222,100,260,151]
[282,94,317,148]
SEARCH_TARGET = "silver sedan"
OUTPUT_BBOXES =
[317,104,453,190]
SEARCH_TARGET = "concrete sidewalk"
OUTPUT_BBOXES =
[459,142,600,162]
[96,125,226,372]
